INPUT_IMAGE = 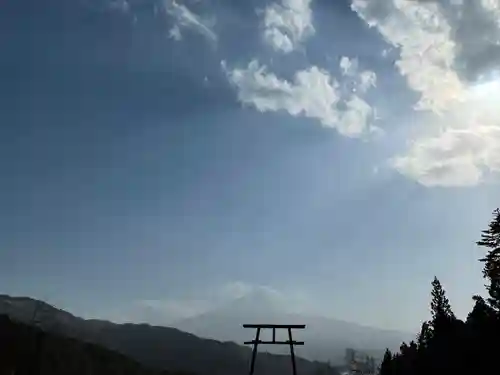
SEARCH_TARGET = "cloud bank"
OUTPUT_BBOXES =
[351,0,500,186]
[106,0,500,188]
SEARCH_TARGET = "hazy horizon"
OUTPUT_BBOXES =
[1,0,500,335]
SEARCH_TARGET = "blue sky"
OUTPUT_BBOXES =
[1,0,500,332]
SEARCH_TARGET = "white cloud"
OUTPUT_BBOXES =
[340,56,359,77]
[262,0,315,53]
[163,0,217,43]
[339,57,377,94]
[391,127,500,187]
[351,0,500,186]
[351,0,464,114]
[358,70,377,94]
[169,24,182,41]
[390,80,500,186]
[215,281,258,300]
[222,59,378,138]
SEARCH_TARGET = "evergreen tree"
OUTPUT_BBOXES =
[416,321,431,350]
[430,277,455,324]
[477,208,500,311]
[378,349,392,375]
[372,207,500,375]
[467,295,495,327]
[428,276,456,347]
[464,295,496,374]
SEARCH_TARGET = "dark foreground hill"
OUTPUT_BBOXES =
[0,295,340,375]
[0,314,185,375]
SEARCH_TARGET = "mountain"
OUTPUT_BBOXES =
[172,289,413,363]
[0,294,341,375]
[0,314,185,375]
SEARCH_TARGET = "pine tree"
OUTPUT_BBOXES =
[467,295,495,327]
[477,208,500,311]
[464,294,497,374]
[430,277,455,323]
[378,349,393,375]
[416,322,432,375]
[416,321,432,350]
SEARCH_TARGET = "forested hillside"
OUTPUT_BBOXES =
[0,314,186,375]
[379,208,500,375]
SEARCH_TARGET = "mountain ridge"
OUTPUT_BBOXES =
[0,294,342,375]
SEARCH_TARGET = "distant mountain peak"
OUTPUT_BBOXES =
[223,287,287,314]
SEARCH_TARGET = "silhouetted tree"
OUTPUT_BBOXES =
[376,207,500,375]
[477,208,500,312]
[378,349,392,375]
[467,295,495,328]
[416,321,431,350]
[430,277,455,324]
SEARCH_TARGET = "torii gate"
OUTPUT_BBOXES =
[243,324,306,375]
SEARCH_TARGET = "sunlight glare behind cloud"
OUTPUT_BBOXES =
[351,0,500,186]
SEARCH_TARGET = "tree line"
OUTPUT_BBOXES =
[379,208,500,375]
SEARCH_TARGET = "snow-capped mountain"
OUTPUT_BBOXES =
[172,288,413,363]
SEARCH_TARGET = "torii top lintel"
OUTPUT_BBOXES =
[242,324,306,329]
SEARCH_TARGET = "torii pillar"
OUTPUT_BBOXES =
[243,324,306,375]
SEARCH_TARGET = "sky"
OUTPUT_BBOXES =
[1,0,500,333]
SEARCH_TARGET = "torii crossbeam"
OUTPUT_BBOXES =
[243,324,306,375]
